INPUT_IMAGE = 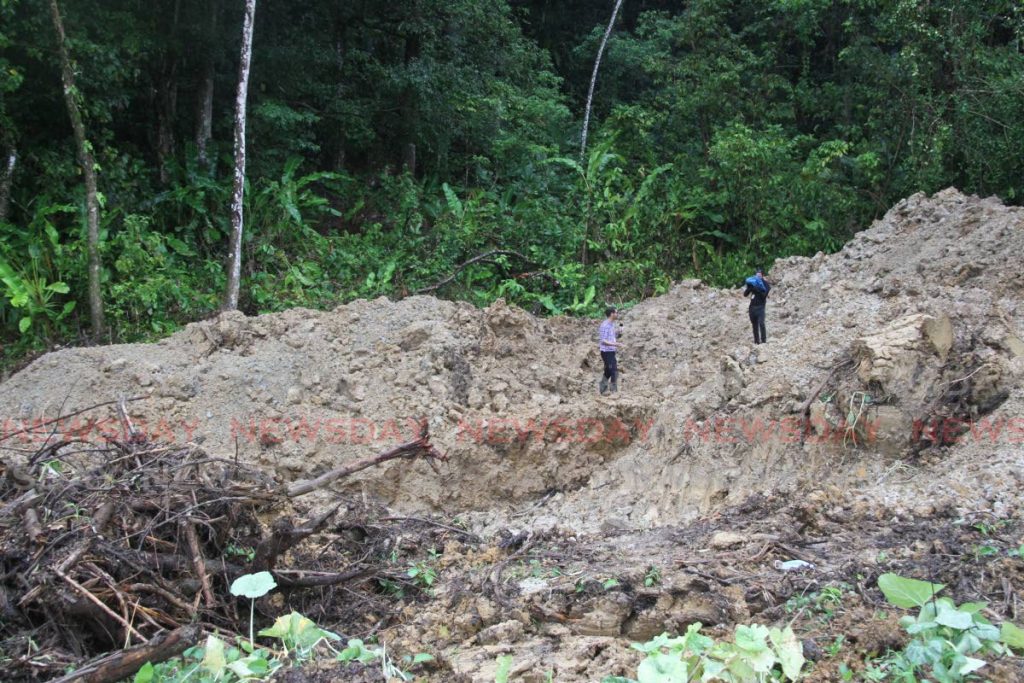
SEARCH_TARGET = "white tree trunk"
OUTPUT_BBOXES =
[580,0,624,162]
[223,0,257,311]
[0,147,15,223]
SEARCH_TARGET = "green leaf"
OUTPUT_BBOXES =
[769,626,806,681]
[959,602,987,614]
[957,656,987,675]
[46,281,70,294]
[412,653,435,664]
[878,573,945,608]
[1001,622,1024,651]
[133,662,154,683]
[18,316,30,333]
[230,571,276,599]
[165,236,195,256]
[935,604,973,630]
[201,635,227,676]
[734,624,770,653]
[495,654,514,683]
[636,652,688,682]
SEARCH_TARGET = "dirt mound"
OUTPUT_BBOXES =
[2,188,1023,531]
[2,188,1024,680]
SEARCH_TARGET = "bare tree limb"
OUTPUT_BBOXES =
[55,568,148,644]
[415,250,537,294]
[48,624,199,683]
[285,429,446,499]
[580,0,625,161]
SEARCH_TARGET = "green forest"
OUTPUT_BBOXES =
[1,0,1022,366]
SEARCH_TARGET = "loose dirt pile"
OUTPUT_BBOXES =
[2,187,1023,680]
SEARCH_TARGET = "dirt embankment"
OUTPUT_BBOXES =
[3,188,1022,527]
[2,187,1023,680]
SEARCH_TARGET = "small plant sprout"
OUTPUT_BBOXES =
[230,571,277,648]
[644,565,662,587]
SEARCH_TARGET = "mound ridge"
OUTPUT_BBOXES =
[2,187,1023,533]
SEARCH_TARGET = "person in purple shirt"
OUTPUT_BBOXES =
[598,306,620,394]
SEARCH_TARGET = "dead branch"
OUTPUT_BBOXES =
[182,521,215,608]
[48,623,200,683]
[796,358,854,417]
[254,503,343,572]
[285,431,446,498]
[55,568,148,644]
[380,515,481,543]
[415,250,536,294]
[273,566,376,588]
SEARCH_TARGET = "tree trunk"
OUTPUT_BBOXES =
[156,0,181,185]
[48,0,105,340]
[580,0,624,162]
[195,0,219,170]
[0,147,15,223]
[222,0,257,311]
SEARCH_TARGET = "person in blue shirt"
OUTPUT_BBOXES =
[598,307,620,394]
[742,269,771,344]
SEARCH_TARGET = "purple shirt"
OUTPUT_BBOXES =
[599,319,617,352]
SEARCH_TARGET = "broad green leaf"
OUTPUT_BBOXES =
[959,602,986,614]
[878,573,945,608]
[636,652,688,682]
[769,626,806,681]
[201,635,227,675]
[412,653,435,663]
[18,317,30,333]
[133,662,154,683]
[935,604,973,630]
[734,624,770,652]
[227,659,257,678]
[230,571,277,599]
[46,281,69,294]
[1001,622,1024,650]
[957,656,987,675]
[682,622,713,654]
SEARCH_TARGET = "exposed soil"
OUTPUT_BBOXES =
[2,187,1023,680]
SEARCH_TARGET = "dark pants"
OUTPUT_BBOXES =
[601,351,617,381]
[749,305,766,344]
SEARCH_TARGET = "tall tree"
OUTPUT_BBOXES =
[195,0,220,170]
[48,0,105,339]
[223,0,256,311]
[580,0,624,161]
[155,0,182,185]
[0,147,14,223]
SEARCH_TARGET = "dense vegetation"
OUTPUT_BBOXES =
[1,0,1022,366]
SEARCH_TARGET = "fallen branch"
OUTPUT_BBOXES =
[415,250,535,294]
[380,515,481,543]
[285,430,445,498]
[253,503,343,572]
[183,521,215,608]
[56,568,148,644]
[795,358,854,417]
[49,623,200,683]
[273,566,375,588]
